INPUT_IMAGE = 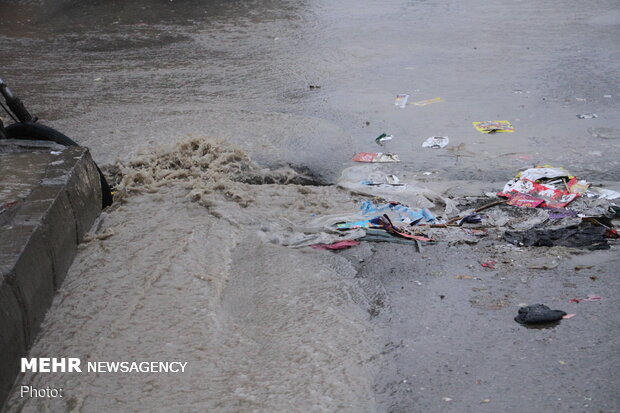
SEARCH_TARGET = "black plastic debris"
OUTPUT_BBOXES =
[458,213,482,226]
[504,222,609,250]
[515,304,567,325]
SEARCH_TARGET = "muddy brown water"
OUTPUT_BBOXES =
[1,0,620,412]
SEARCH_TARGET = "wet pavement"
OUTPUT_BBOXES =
[1,0,620,411]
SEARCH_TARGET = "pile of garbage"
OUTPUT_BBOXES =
[308,165,619,251]
[496,166,619,250]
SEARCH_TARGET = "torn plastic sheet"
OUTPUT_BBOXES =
[504,222,610,250]
[336,213,434,244]
[386,174,400,185]
[338,165,460,218]
[422,136,449,149]
[566,196,618,219]
[336,217,384,230]
[374,214,435,241]
[500,178,579,208]
[472,120,515,133]
[587,187,620,200]
[359,200,437,224]
[360,230,421,245]
[352,152,400,163]
[310,240,360,250]
[395,94,409,108]
[412,97,443,106]
[516,166,572,182]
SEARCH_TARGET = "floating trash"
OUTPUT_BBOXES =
[472,120,515,133]
[576,113,598,119]
[422,136,449,149]
[375,133,393,146]
[394,94,409,108]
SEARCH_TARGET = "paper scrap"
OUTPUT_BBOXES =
[394,94,409,108]
[472,120,515,133]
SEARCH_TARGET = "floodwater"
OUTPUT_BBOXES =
[2,0,620,411]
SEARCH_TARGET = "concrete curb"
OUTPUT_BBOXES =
[0,140,101,407]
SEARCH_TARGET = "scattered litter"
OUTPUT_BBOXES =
[94,77,102,82]
[481,261,497,269]
[458,213,482,225]
[385,174,401,185]
[604,95,612,98]
[423,171,433,175]
[569,294,602,303]
[514,304,567,324]
[412,97,443,106]
[506,193,544,208]
[516,166,571,182]
[576,113,597,119]
[504,222,610,250]
[352,152,400,163]
[360,174,405,188]
[360,229,427,246]
[576,97,586,101]
[574,265,593,271]
[395,94,409,108]
[338,165,460,218]
[562,314,576,319]
[472,120,515,133]
[566,177,590,194]
[336,217,384,230]
[447,199,506,225]
[500,178,579,208]
[588,188,620,200]
[308,84,321,89]
[375,133,393,146]
[50,151,62,155]
[481,399,491,404]
[310,240,360,250]
[513,89,529,94]
[360,200,437,225]
[442,397,452,402]
[422,136,449,149]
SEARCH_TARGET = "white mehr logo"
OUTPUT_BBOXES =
[21,358,82,373]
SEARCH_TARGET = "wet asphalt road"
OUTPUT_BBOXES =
[2,0,620,411]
